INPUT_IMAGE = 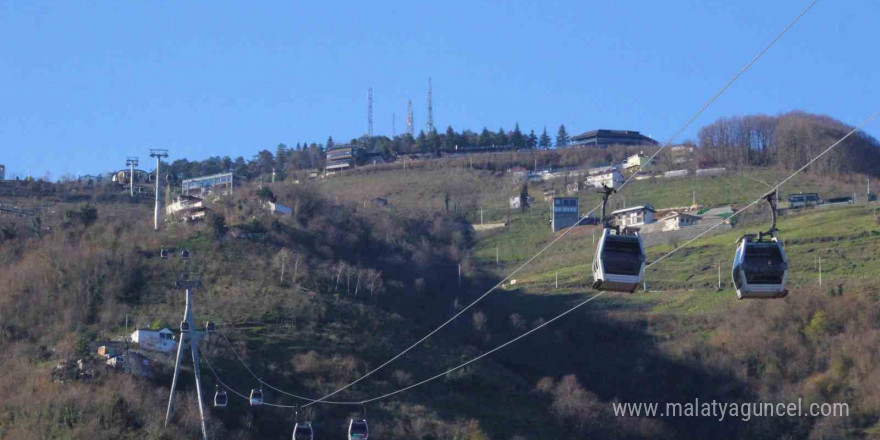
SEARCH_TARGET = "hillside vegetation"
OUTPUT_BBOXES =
[1,113,880,439]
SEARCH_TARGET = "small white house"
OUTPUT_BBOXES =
[610,204,656,227]
[585,170,625,189]
[130,328,177,353]
[264,201,293,215]
[660,212,702,231]
[624,153,651,172]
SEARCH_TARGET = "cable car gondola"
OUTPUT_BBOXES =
[732,193,789,299]
[292,422,314,440]
[205,321,216,334]
[214,386,228,407]
[180,320,190,332]
[348,418,369,440]
[591,185,646,293]
[249,388,263,406]
[160,248,169,259]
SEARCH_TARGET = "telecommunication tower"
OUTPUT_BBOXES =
[406,100,414,136]
[426,77,434,133]
[367,87,373,138]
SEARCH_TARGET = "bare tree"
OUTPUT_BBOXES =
[273,248,293,284]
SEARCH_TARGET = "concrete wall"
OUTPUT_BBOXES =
[641,221,733,248]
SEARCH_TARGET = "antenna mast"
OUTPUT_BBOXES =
[425,77,434,133]
[406,100,413,136]
[367,87,373,138]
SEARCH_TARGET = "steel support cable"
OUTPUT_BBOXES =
[200,109,876,410]
[301,110,876,407]
[215,331,357,404]
[646,111,879,270]
[301,0,821,407]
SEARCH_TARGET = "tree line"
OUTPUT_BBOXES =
[697,111,880,176]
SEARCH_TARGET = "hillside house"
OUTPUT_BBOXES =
[510,194,532,210]
[788,193,820,209]
[624,153,651,173]
[566,181,581,193]
[660,212,702,231]
[130,328,177,354]
[570,129,658,148]
[610,204,656,228]
[166,195,208,222]
[264,201,292,215]
[325,145,356,172]
[585,169,625,189]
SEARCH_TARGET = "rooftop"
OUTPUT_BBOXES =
[611,204,656,215]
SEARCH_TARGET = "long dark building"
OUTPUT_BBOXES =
[570,129,658,148]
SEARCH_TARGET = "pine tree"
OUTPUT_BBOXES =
[511,122,525,150]
[445,126,456,150]
[527,130,538,149]
[556,124,570,148]
[479,127,493,147]
[496,127,508,147]
[539,127,552,149]
[326,136,335,151]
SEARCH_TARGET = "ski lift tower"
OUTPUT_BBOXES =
[164,250,209,440]
[149,149,169,230]
[125,157,139,197]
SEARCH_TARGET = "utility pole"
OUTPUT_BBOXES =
[165,252,208,440]
[818,257,822,286]
[693,190,696,206]
[458,264,461,287]
[150,150,168,230]
[126,157,139,197]
[555,271,558,289]
[271,168,276,183]
[496,247,499,265]
[480,208,483,225]
[717,261,722,290]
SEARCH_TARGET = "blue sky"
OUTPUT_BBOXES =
[1,0,878,179]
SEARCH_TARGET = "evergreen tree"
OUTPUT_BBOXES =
[479,127,493,147]
[275,143,288,168]
[556,124,570,148]
[511,122,525,150]
[527,130,538,149]
[416,130,428,152]
[445,126,456,150]
[539,127,552,149]
[496,127,508,147]
[326,136,335,150]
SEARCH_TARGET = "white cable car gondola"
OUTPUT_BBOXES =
[213,386,228,407]
[205,321,216,334]
[249,388,263,406]
[180,320,190,332]
[348,418,369,440]
[732,193,789,299]
[160,248,169,259]
[591,185,646,293]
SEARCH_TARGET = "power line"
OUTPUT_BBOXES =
[298,0,820,407]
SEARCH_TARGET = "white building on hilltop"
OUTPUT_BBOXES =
[585,169,625,189]
[130,328,177,353]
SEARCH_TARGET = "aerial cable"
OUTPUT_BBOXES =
[302,113,876,407]
[301,0,821,407]
[200,110,875,410]
[646,110,878,270]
